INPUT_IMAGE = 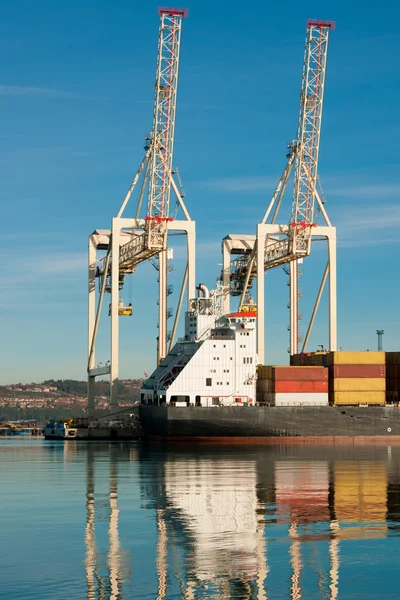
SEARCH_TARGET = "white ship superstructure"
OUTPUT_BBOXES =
[141,285,258,407]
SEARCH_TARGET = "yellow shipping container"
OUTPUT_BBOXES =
[331,391,385,405]
[331,378,385,392]
[327,351,385,365]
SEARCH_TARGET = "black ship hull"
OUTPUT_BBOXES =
[139,405,400,443]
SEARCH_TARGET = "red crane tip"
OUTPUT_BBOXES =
[158,7,188,18]
[307,19,336,30]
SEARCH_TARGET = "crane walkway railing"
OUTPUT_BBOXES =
[118,231,160,271]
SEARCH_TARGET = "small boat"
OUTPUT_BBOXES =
[42,416,143,441]
[42,419,68,440]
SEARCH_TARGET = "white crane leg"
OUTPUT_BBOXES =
[88,235,97,418]
[290,261,298,356]
[110,219,120,408]
[256,225,265,364]
[222,239,231,315]
[186,225,196,308]
[328,228,337,351]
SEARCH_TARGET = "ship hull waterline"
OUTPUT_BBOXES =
[139,405,400,445]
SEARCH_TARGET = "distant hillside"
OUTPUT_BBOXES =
[42,379,143,402]
[0,378,144,425]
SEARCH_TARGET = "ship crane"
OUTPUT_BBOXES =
[87,7,195,414]
[222,20,337,362]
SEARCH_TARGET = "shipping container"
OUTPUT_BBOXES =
[256,379,272,392]
[290,353,312,366]
[386,391,399,403]
[258,365,328,380]
[327,351,385,366]
[386,352,400,365]
[330,378,385,392]
[291,353,321,366]
[331,391,385,406]
[257,365,273,380]
[274,380,328,393]
[272,366,328,381]
[272,393,329,406]
[331,365,385,378]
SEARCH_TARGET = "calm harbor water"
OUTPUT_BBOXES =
[1,440,400,599]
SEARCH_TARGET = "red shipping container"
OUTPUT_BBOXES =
[330,365,385,378]
[274,380,328,393]
[273,366,328,381]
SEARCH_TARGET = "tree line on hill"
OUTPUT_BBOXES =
[43,379,142,402]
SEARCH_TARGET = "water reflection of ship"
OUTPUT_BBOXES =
[84,445,130,600]
[142,446,393,600]
[144,448,267,599]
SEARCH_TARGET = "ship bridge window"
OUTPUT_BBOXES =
[206,378,212,386]
[170,395,190,404]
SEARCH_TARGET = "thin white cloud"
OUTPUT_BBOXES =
[198,176,278,193]
[337,204,400,232]
[0,252,87,287]
[339,236,400,249]
[335,202,400,248]
[330,183,400,199]
[172,240,221,261]
[0,85,80,98]
[179,102,223,111]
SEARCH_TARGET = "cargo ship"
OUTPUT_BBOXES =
[139,285,400,442]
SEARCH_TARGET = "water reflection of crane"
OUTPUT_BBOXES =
[84,447,126,600]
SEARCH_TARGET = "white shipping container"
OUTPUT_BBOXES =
[272,393,329,407]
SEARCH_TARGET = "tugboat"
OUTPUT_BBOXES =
[42,419,68,439]
[42,416,143,441]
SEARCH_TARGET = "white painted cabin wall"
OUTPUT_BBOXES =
[167,323,257,406]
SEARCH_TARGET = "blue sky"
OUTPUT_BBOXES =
[1,0,399,384]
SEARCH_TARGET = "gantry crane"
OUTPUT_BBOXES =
[222,20,336,362]
[87,7,195,414]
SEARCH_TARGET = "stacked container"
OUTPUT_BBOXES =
[291,351,328,366]
[257,365,328,406]
[327,351,385,406]
[385,352,400,403]
[291,351,386,405]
